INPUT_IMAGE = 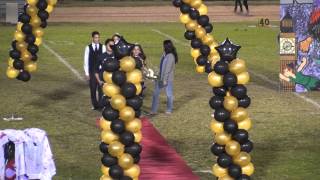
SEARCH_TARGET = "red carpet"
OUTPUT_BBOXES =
[139,117,199,180]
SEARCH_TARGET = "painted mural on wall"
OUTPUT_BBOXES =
[280,0,320,92]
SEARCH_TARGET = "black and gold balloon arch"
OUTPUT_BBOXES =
[5,0,253,179]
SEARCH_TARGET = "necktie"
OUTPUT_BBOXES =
[95,44,98,52]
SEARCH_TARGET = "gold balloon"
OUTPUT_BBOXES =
[233,152,251,167]
[179,13,191,24]
[120,106,135,122]
[231,107,249,122]
[103,83,120,97]
[229,58,247,75]
[214,132,231,145]
[134,131,142,143]
[237,71,250,85]
[46,5,54,13]
[119,153,134,169]
[14,30,25,42]
[195,27,206,38]
[25,62,37,72]
[111,94,126,110]
[196,66,205,73]
[186,20,198,31]
[202,34,215,45]
[27,5,38,16]
[108,141,125,157]
[33,27,44,38]
[30,16,41,27]
[100,118,111,130]
[209,54,220,64]
[135,83,142,95]
[198,4,208,15]
[8,58,14,67]
[120,56,136,72]
[101,130,119,144]
[212,164,227,178]
[238,118,252,131]
[16,22,23,31]
[101,165,110,176]
[210,119,224,134]
[225,140,241,156]
[21,50,32,62]
[16,41,27,51]
[124,164,140,178]
[35,38,42,46]
[190,0,202,8]
[100,175,112,180]
[223,96,238,111]
[242,163,254,176]
[208,72,223,87]
[6,67,19,79]
[126,69,142,84]
[218,175,234,180]
[103,71,113,84]
[191,48,200,59]
[126,118,142,133]
[27,0,38,6]
[47,0,57,6]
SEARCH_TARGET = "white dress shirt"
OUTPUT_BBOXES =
[83,43,106,76]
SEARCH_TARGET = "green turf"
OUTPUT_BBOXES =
[0,22,319,180]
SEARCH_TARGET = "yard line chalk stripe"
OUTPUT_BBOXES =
[151,29,320,110]
[43,42,86,82]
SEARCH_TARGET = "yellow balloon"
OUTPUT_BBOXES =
[190,0,202,8]
[27,6,38,16]
[103,83,120,97]
[120,56,136,72]
[229,58,247,75]
[101,130,119,144]
[210,119,224,134]
[30,16,41,27]
[101,165,110,176]
[108,141,125,157]
[47,0,58,6]
[6,67,19,79]
[233,152,251,167]
[100,118,111,130]
[226,140,241,156]
[21,50,32,62]
[237,71,250,85]
[124,164,140,178]
[212,164,227,178]
[209,54,220,64]
[180,13,191,24]
[223,96,238,111]
[191,48,200,59]
[111,94,126,110]
[214,132,231,145]
[134,131,142,143]
[126,69,142,84]
[238,118,252,131]
[208,72,223,87]
[198,4,208,15]
[202,34,215,45]
[195,27,206,38]
[196,66,205,73]
[27,0,38,6]
[25,62,37,72]
[218,175,234,180]
[16,22,23,31]
[8,58,14,67]
[35,38,42,46]
[103,71,113,84]
[126,118,142,133]
[16,41,28,51]
[119,153,134,169]
[242,162,254,176]
[231,107,249,122]
[120,106,135,122]
[100,175,112,180]
[33,27,44,38]
[135,83,142,95]
[186,20,198,31]
[46,5,54,13]
[14,30,25,42]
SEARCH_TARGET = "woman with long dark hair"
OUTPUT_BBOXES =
[131,44,147,96]
[150,40,178,115]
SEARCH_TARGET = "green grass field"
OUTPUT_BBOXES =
[1,22,320,180]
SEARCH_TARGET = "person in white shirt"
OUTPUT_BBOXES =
[83,31,106,110]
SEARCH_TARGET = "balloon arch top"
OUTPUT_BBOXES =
[5,0,254,179]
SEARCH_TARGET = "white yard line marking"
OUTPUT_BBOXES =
[43,42,86,82]
[194,170,212,174]
[152,29,320,109]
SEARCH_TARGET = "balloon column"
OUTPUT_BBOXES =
[99,40,143,180]
[6,0,57,82]
[172,0,254,179]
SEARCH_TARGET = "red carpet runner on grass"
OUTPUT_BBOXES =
[139,117,199,180]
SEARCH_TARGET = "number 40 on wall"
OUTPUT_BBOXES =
[258,18,270,27]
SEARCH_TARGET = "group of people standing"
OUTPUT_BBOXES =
[234,0,249,15]
[83,31,178,115]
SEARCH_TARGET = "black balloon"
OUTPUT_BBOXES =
[133,155,141,164]
[180,4,191,13]
[37,0,48,10]
[189,8,200,20]
[217,153,233,168]
[204,24,213,33]
[135,109,141,118]
[212,87,227,97]
[40,20,48,28]
[238,96,251,108]
[111,120,125,134]
[191,38,202,49]
[17,71,31,82]
[209,96,224,109]
[28,44,39,55]
[13,60,24,70]
[109,165,124,179]
[214,108,230,122]
[231,85,247,99]
[101,153,118,167]
[21,24,33,34]
[228,164,242,178]
[11,41,17,50]
[38,10,49,21]
[172,0,183,7]
[125,143,142,156]
[223,120,238,134]
[101,96,111,108]
[233,129,249,144]
[102,107,119,121]
[121,83,137,98]
[200,45,211,56]
[127,96,143,110]
[104,59,120,72]
[210,143,225,156]
[31,54,38,61]
[99,142,108,153]
[223,73,237,87]
[184,31,196,40]
[25,34,36,44]
[197,15,209,26]
[10,49,21,59]
[215,38,241,62]
[120,176,133,180]
[112,71,126,86]
[237,175,251,180]
[205,62,213,73]
[241,140,253,153]
[112,37,134,59]
[18,13,31,23]
[134,57,143,69]
[196,55,207,66]
[120,131,135,146]
[214,61,229,75]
